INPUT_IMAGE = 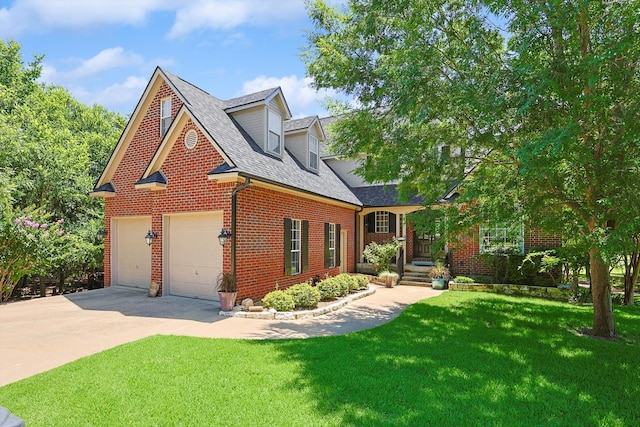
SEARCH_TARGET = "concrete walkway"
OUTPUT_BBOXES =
[0,284,442,386]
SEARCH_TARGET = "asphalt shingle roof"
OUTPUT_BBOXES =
[160,68,362,206]
[350,185,424,207]
[223,88,278,110]
[284,116,317,133]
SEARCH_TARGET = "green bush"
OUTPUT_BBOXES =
[333,274,353,295]
[569,288,592,304]
[354,275,370,290]
[474,275,493,284]
[453,276,474,284]
[285,283,321,309]
[363,240,402,273]
[262,290,295,312]
[317,278,342,300]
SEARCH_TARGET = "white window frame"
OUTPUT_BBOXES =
[375,211,390,233]
[328,223,336,268]
[267,109,282,156]
[160,97,172,137]
[290,219,301,275]
[309,135,319,171]
[479,223,525,255]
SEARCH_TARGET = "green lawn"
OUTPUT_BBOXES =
[1,292,638,426]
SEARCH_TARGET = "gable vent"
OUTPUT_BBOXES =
[184,129,198,149]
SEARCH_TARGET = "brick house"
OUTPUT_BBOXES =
[91,68,559,301]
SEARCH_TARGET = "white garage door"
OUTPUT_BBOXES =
[167,212,223,300]
[113,217,152,289]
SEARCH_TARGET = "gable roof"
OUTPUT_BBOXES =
[94,67,361,206]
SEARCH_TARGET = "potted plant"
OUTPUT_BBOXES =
[216,272,238,311]
[428,264,450,290]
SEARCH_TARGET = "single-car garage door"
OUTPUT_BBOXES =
[113,216,152,289]
[166,212,223,300]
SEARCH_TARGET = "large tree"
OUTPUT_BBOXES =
[304,0,640,338]
[0,40,125,299]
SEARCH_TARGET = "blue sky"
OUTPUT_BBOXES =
[0,0,345,118]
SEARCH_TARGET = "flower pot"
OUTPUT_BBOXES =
[218,291,238,311]
[384,275,397,288]
[431,278,446,290]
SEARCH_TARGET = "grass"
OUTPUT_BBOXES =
[1,292,639,426]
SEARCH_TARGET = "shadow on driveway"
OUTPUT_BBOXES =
[64,286,223,323]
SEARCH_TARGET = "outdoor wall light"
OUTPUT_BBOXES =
[145,230,159,246]
[96,229,107,241]
[217,228,232,247]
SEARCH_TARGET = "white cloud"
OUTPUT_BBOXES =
[0,0,176,37]
[240,74,337,117]
[72,76,148,112]
[0,0,306,39]
[167,0,306,39]
[71,48,144,78]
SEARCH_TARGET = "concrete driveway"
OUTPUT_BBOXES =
[0,284,442,386]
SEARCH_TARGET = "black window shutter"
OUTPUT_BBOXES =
[367,212,375,233]
[324,222,330,268]
[284,218,292,275]
[302,220,309,273]
[336,224,341,266]
[390,213,396,233]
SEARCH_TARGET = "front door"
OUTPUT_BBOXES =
[415,232,436,260]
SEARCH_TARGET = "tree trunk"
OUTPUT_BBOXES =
[589,249,617,338]
[39,275,46,297]
[623,240,639,306]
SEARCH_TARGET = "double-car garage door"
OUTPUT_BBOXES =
[112,212,222,300]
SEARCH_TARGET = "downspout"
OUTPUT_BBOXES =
[354,206,364,271]
[231,177,252,277]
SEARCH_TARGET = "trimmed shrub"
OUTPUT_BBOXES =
[453,276,474,284]
[262,290,295,312]
[317,277,342,300]
[285,283,321,309]
[333,273,353,295]
[354,275,370,290]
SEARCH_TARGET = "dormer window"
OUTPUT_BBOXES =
[267,109,282,156]
[309,135,319,171]
[160,97,172,136]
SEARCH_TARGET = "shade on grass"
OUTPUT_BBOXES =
[0,292,638,426]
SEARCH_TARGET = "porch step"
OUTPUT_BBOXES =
[399,270,432,287]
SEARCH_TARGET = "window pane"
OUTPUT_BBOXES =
[375,211,389,233]
[329,223,336,267]
[269,131,280,153]
[309,136,319,170]
[291,219,301,274]
[480,223,524,254]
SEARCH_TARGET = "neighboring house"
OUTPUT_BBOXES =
[91,68,560,302]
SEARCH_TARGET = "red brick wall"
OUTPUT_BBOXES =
[104,81,181,287]
[449,226,562,277]
[234,185,356,301]
[103,77,357,301]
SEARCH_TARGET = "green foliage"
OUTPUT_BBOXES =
[304,0,640,336]
[332,273,353,296]
[0,209,68,301]
[428,263,451,280]
[316,277,342,300]
[262,290,295,312]
[0,40,126,289]
[363,239,402,273]
[354,275,370,290]
[453,276,474,284]
[285,282,321,309]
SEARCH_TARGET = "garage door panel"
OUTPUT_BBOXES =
[168,212,222,300]
[114,217,151,289]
